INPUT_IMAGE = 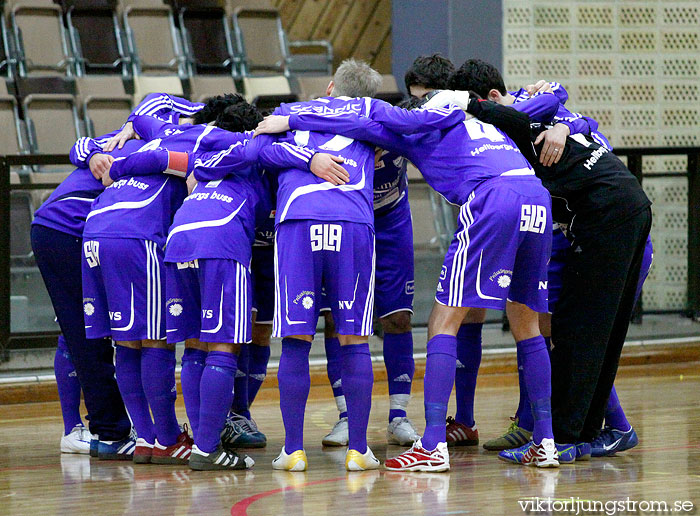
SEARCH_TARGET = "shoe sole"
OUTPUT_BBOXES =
[384,463,449,472]
[346,461,380,471]
[272,461,306,472]
[576,453,592,461]
[447,439,479,447]
[98,453,133,461]
[133,454,152,464]
[322,439,348,447]
[189,459,248,471]
[61,447,90,455]
[222,441,267,449]
[151,456,190,465]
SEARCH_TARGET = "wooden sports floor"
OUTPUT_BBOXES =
[1,371,698,515]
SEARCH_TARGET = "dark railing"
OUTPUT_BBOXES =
[1,154,71,360]
[1,148,700,358]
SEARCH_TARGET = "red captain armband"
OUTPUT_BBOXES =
[164,151,189,177]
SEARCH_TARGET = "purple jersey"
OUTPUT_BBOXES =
[33,95,202,238]
[32,141,144,238]
[287,97,555,206]
[165,132,314,265]
[510,84,594,135]
[373,150,408,216]
[83,117,235,247]
[273,96,464,224]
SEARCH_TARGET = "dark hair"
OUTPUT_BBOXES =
[404,53,455,92]
[192,93,246,125]
[447,59,506,99]
[215,102,263,133]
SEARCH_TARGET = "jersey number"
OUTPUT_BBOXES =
[520,205,547,234]
[84,241,100,268]
[310,224,342,252]
[464,119,505,143]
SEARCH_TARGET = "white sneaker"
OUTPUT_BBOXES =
[345,446,380,471]
[61,424,94,454]
[272,447,308,471]
[386,417,420,446]
[322,417,349,447]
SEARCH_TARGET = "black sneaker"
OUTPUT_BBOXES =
[189,444,255,471]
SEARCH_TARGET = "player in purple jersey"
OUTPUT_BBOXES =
[321,117,420,448]
[30,93,203,457]
[254,59,465,472]
[163,100,346,471]
[426,62,602,449]
[259,84,561,470]
[81,96,247,464]
[453,75,652,464]
[475,74,652,456]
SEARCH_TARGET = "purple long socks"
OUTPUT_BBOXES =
[422,334,457,451]
[180,347,207,438]
[517,336,553,444]
[197,351,238,453]
[115,345,155,444]
[341,343,373,453]
[54,335,83,434]
[383,332,414,422]
[454,323,482,427]
[278,338,311,453]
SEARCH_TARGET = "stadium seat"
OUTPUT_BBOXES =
[121,0,187,77]
[232,7,288,76]
[0,81,28,154]
[75,75,131,136]
[294,75,331,101]
[82,96,132,138]
[242,74,291,102]
[10,189,33,260]
[188,75,237,103]
[288,40,333,76]
[133,74,184,102]
[61,0,131,77]
[22,93,82,154]
[8,2,74,76]
[171,0,238,77]
[242,75,297,113]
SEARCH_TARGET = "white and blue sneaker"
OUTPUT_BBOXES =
[221,412,267,449]
[97,429,137,461]
[591,426,638,457]
[90,438,99,457]
[60,424,94,455]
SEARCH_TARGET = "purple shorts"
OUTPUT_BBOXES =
[251,246,274,325]
[435,176,552,313]
[375,199,414,318]
[547,233,654,311]
[165,258,252,344]
[82,237,165,341]
[273,220,375,338]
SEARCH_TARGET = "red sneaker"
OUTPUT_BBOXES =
[133,438,153,464]
[384,439,450,472]
[151,427,194,465]
[445,417,479,446]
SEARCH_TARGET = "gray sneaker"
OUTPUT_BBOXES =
[322,417,349,447]
[386,417,420,446]
[189,444,255,471]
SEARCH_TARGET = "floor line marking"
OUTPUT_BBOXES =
[230,476,345,516]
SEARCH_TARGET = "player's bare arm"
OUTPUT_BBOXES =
[103,121,140,152]
[89,153,114,181]
[253,115,290,137]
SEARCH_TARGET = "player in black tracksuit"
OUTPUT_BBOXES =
[465,99,652,445]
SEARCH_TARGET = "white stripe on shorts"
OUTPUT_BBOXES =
[449,191,475,306]
[361,235,376,336]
